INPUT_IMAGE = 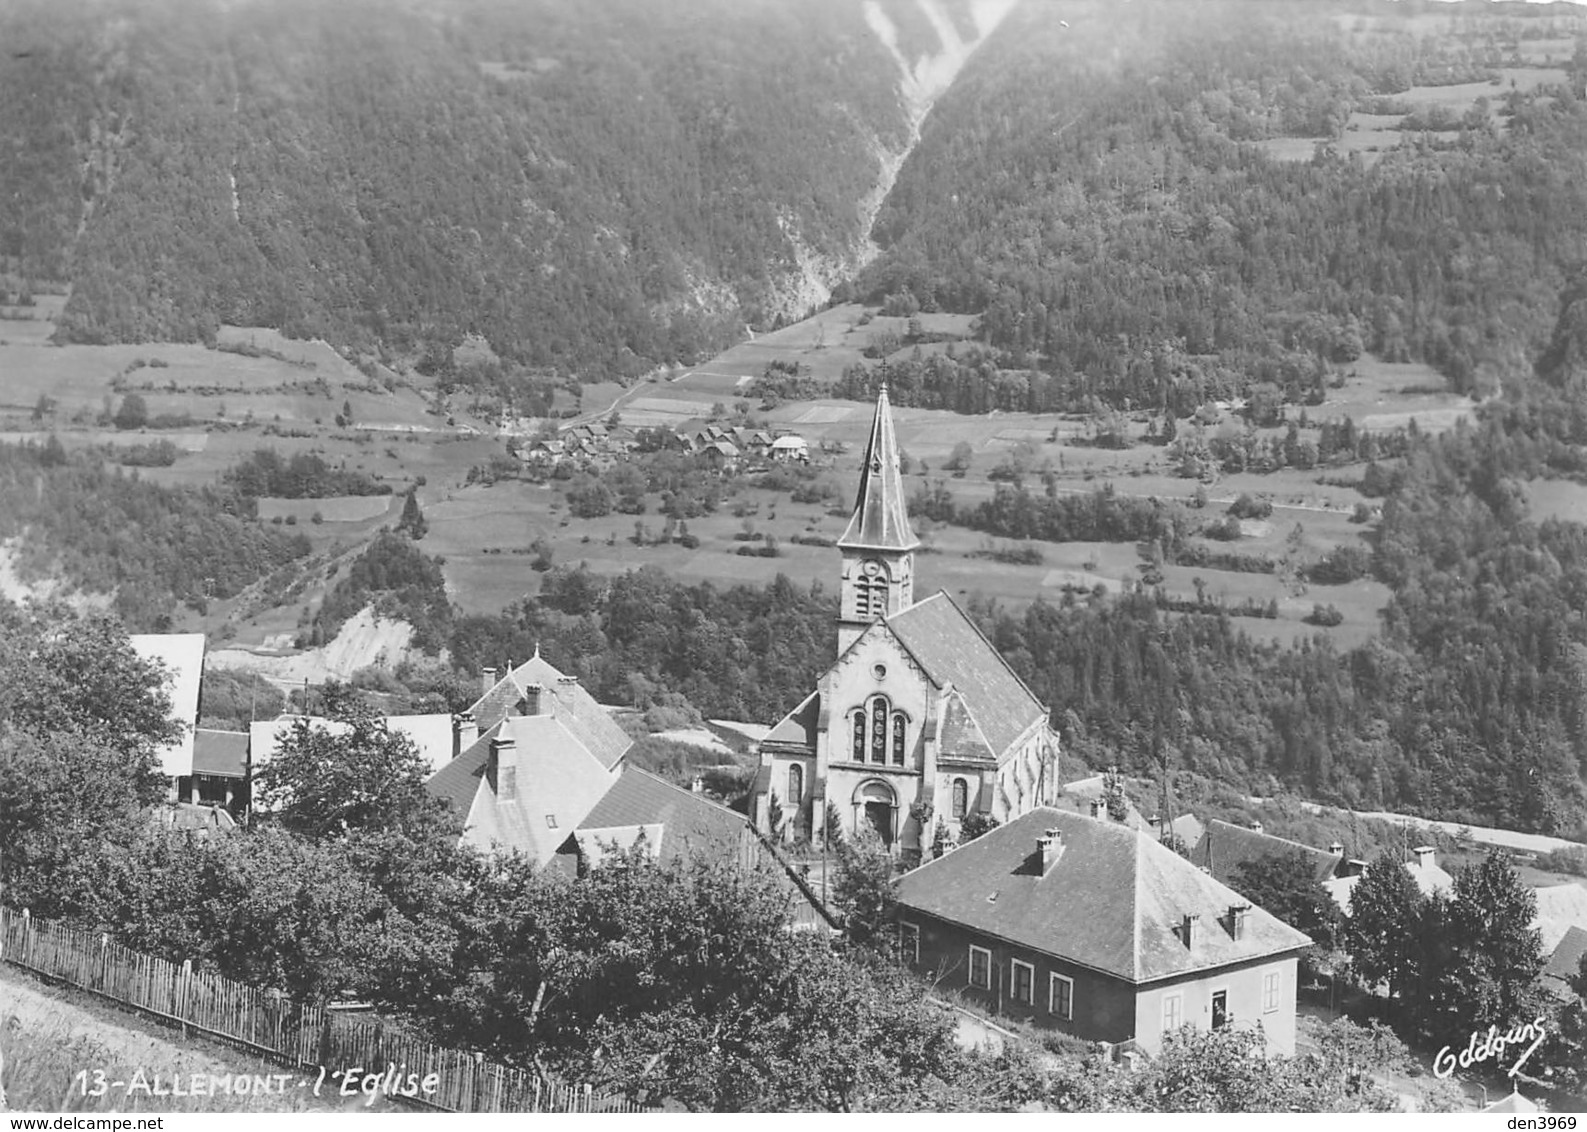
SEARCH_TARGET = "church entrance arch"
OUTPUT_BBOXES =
[853,779,897,848]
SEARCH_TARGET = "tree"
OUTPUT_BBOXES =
[1230,849,1343,953]
[959,812,1001,843]
[832,827,895,951]
[1430,851,1545,1032]
[113,392,148,430]
[252,705,457,841]
[1344,853,1423,1003]
[945,441,974,473]
[397,487,428,539]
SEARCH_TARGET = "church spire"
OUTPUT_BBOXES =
[839,385,919,552]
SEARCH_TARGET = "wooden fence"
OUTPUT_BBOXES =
[0,906,649,1113]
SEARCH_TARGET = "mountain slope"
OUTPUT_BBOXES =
[0,0,1004,379]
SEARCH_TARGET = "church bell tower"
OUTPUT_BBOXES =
[836,386,919,654]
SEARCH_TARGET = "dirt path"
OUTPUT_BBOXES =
[0,965,346,1112]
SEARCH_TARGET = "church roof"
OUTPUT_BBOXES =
[130,633,206,778]
[894,808,1313,984]
[838,386,918,552]
[467,653,630,770]
[887,592,1047,757]
[763,691,821,750]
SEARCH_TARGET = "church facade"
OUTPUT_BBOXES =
[751,388,1060,858]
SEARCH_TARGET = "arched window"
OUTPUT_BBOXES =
[871,698,888,763]
[788,762,803,802]
[952,778,969,819]
[891,713,907,766]
[852,712,865,761]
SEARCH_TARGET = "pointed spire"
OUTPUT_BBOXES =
[839,385,919,551]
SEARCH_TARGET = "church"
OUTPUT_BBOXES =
[751,388,1060,859]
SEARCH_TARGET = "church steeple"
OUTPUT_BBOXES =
[836,386,918,654]
[839,384,919,554]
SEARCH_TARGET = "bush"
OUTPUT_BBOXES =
[1305,603,1344,627]
[1227,493,1272,520]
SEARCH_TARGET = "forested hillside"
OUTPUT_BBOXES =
[0,0,984,375]
[861,0,1587,406]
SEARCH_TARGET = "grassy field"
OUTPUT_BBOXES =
[1522,478,1587,524]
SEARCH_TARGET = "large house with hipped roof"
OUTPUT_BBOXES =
[751,388,1060,856]
[893,808,1313,1055]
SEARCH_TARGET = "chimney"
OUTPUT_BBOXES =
[522,682,545,716]
[1412,846,1435,871]
[482,666,498,694]
[1227,904,1249,941]
[1249,820,1263,834]
[1036,828,1065,875]
[1180,913,1199,948]
[690,775,705,794]
[1089,799,1103,819]
[452,712,478,759]
[1147,814,1161,835]
[1328,841,1344,857]
[491,734,518,801]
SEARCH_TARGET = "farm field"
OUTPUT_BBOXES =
[1522,478,1587,524]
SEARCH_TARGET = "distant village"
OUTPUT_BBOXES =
[519,417,811,473]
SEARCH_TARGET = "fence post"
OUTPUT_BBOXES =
[178,958,193,1039]
[98,934,108,993]
[19,909,29,966]
[583,1083,592,1113]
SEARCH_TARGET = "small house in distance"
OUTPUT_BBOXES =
[892,808,1312,1056]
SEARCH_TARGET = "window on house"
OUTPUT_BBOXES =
[788,762,803,802]
[891,713,906,766]
[1049,973,1074,1020]
[1263,971,1280,1013]
[499,764,517,802]
[1162,993,1182,1033]
[852,712,865,761]
[968,945,991,990]
[1011,959,1035,1006]
[952,778,968,819]
[899,922,920,966]
[545,814,557,828]
[871,698,888,763]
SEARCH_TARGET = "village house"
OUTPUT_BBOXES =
[769,434,809,463]
[1324,844,1454,913]
[893,808,1313,1056]
[751,388,1059,857]
[1194,819,1344,889]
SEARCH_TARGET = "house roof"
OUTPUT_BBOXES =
[1533,883,1587,953]
[466,652,630,770]
[1195,819,1342,889]
[1483,1090,1540,1114]
[159,801,237,834]
[770,435,808,450]
[763,691,820,750]
[1542,925,1587,998]
[838,388,916,552]
[567,766,754,866]
[1325,853,1456,915]
[894,808,1312,984]
[192,728,248,777]
[130,633,206,778]
[425,715,619,864]
[1170,814,1206,851]
[249,713,457,775]
[885,592,1048,757]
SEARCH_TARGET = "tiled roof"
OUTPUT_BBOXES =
[1195,819,1342,889]
[1171,814,1205,851]
[192,728,248,777]
[838,388,917,552]
[424,715,620,864]
[893,808,1312,984]
[1325,854,1455,914]
[1542,925,1587,998]
[466,653,631,770]
[937,691,996,764]
[572,767,754,865]
[886,592,1048,757]
[763,691,820,749]
[130,633,206,778]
